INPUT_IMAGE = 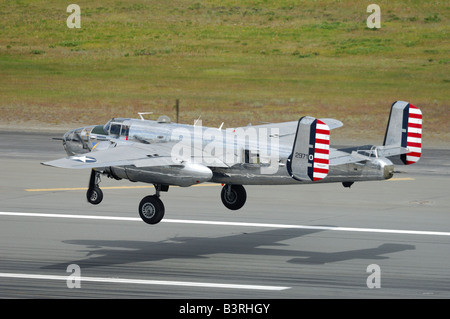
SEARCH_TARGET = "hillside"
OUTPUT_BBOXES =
[0,0,448,145]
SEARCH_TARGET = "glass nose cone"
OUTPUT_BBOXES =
[63,126,94,156]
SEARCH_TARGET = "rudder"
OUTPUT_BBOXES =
[287,116,330,181]
[383,101,422,165]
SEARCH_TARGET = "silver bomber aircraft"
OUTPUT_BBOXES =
[43,101,422,225]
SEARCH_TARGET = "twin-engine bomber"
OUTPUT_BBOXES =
[43,101,422,225]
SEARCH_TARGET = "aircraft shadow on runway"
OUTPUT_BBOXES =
[42,228,415,270]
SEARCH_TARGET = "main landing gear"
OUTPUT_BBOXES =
[221,184,247,210]
[137,184,246,224]
[86,170,247,225]
[138,184,168,225]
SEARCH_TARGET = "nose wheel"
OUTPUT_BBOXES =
[87,186,103,205]
[87,169,103,205]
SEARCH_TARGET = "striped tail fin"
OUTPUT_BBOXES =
[287,116,330,181]
[383,101,422,165]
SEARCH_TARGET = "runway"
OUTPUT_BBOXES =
[0,130,449,299]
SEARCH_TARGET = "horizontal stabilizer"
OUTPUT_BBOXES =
[376,145,409,158]
[329,151,368,166]
[320,118,343,131]
[287,116,330,181]
[329,145,409,166]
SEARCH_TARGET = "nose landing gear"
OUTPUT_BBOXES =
[87,169,103,205]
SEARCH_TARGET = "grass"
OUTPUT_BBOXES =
[0,0,449,145]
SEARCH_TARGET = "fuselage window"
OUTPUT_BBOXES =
[121,125,130,137]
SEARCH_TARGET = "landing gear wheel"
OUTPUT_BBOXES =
[221,184,246,210]
[87,186,103,205]
[139,195,165,225]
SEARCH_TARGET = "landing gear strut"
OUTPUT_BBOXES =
[87,169,103,205]
[221,184,246,210]
[138,184,168,225]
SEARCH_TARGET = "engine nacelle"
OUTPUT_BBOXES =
[107,163,212,187]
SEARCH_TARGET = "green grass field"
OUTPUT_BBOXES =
[0,0,448,145]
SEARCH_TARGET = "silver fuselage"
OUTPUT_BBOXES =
[62,117,394,187]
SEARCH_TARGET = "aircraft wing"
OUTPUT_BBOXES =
[42,143,176,169]
[42,141,229,169]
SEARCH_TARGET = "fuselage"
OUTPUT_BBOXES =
[62,116,393,187]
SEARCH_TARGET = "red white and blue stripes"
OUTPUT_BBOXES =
[288,116,331,182]
[312,120,330,181]
[405,104,422,165]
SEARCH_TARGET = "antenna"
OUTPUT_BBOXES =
[138,112,153,120]
[193,115,202,126]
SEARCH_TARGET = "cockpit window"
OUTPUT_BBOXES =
[91,125,107,135]
[104,121,111,133]
[103,119,131,138]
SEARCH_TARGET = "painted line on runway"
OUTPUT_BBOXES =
[0,211,139,221]
[25,183,220,192]
[24,178,413,192]
[25,186,153,192]
[0,272,289,291]
[386,177,415,182]
[1,211,449,237]
[163,218,450,236]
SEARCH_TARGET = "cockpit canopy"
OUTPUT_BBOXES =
[103,116,172,144]
[62,116,173,156]
[103,118,131,138]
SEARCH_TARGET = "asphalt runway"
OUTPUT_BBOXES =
[0,130,449,299]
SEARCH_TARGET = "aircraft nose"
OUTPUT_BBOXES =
[63,126,94,156]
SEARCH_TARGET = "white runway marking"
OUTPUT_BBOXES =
[0,272,289,291]
[1,211,450,237]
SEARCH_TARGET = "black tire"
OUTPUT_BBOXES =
[221,184,246,210]
[138,195,165,225]
[87,187,103,205]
